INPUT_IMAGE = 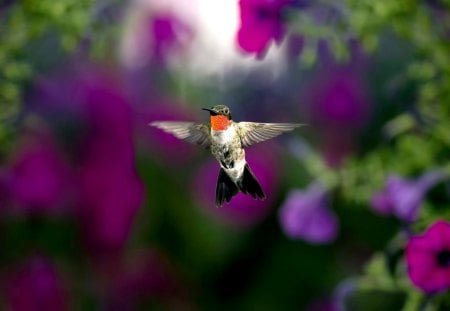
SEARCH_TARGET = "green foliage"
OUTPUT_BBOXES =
[0,0,92,149]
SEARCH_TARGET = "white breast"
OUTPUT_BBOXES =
[211,123,236,144]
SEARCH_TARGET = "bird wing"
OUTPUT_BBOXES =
[150,121,211,148]
[237,122,303,148]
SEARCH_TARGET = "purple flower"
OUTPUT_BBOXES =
[73,71,145,255]
[309,69,369,128]
[78,155,144,255]
[150,13,193,62]
[304,44,370,167]
[30,67,145,255]
[121,9,193,69]
[1,256,69,311]
[237,0,292,58]
[192,144,280,228]
[2,131,72,216]
[406,220,450,293]
[279,183,339,244]
[371,170,445,223]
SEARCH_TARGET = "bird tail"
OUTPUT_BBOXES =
[238,164,266,201]
[216,168,239,207]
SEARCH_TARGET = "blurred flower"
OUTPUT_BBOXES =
[309,71,368,128]
[192,144,280,228]
[305,43,370,167]
[100,249,190,310]
[1,131,72,216]
[279,183,339,244]
[73,71,145,255]
[121,7,193,69]
[371,170,445,223]
[78,154,144,255]
[151,13,193,61]
[1,256,69,311]
[29,66,145,255]
[237,0,293,58]
[406,220,450,293]
[135,101,200,165]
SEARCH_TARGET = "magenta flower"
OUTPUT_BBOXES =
[406,220,450,293]
[371,170,445,223]
[121,9,193,69]
[150,13,193,62]
[78,154,145,255]
[73,71,145,255]
[237,0,292,58]
[1,256,69,311]
[192,144,280,228]
[304,44,370,167]
[2,131,72,216]
[309,70,369,127]
[31,67,145,255]
[278,183,339,244]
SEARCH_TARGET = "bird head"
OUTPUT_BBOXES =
[202,105,232,131]
[202,105,232,119]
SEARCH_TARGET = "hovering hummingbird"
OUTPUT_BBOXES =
[150,105,302,207]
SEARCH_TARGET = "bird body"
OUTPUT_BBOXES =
[150,105,302,207]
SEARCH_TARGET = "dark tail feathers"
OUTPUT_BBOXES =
[216,168,239,207]
[238,164,266,201]
[215,164,266,207]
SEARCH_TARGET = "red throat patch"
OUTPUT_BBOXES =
[210,115,230,131]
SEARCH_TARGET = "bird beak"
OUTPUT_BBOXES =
[202,108,216,114]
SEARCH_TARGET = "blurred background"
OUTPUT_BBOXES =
[0,0,449,310]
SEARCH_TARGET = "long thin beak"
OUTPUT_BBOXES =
[202,108,215,113]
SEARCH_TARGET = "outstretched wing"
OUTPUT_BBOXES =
[238,122,303,148]
[150,121,210,148]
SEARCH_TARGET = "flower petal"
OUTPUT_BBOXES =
[425,220,450,250]
[406,220,450,293]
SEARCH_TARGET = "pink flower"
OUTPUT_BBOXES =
[308,71,369,167]
[1,256,69,311]
[2,131,72,216]
[406,220,450,293]
[278,183,339,244]
[237,0,292,58]
[121,9,193,69]
[30,67,145,255]
[304,42,370,167]
[192,144,280,228]
[72,71,145,255]
[150,13,193,62]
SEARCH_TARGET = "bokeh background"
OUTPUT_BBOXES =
[0,0,450,310]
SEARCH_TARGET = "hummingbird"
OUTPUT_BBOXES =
[150,105,302,207]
